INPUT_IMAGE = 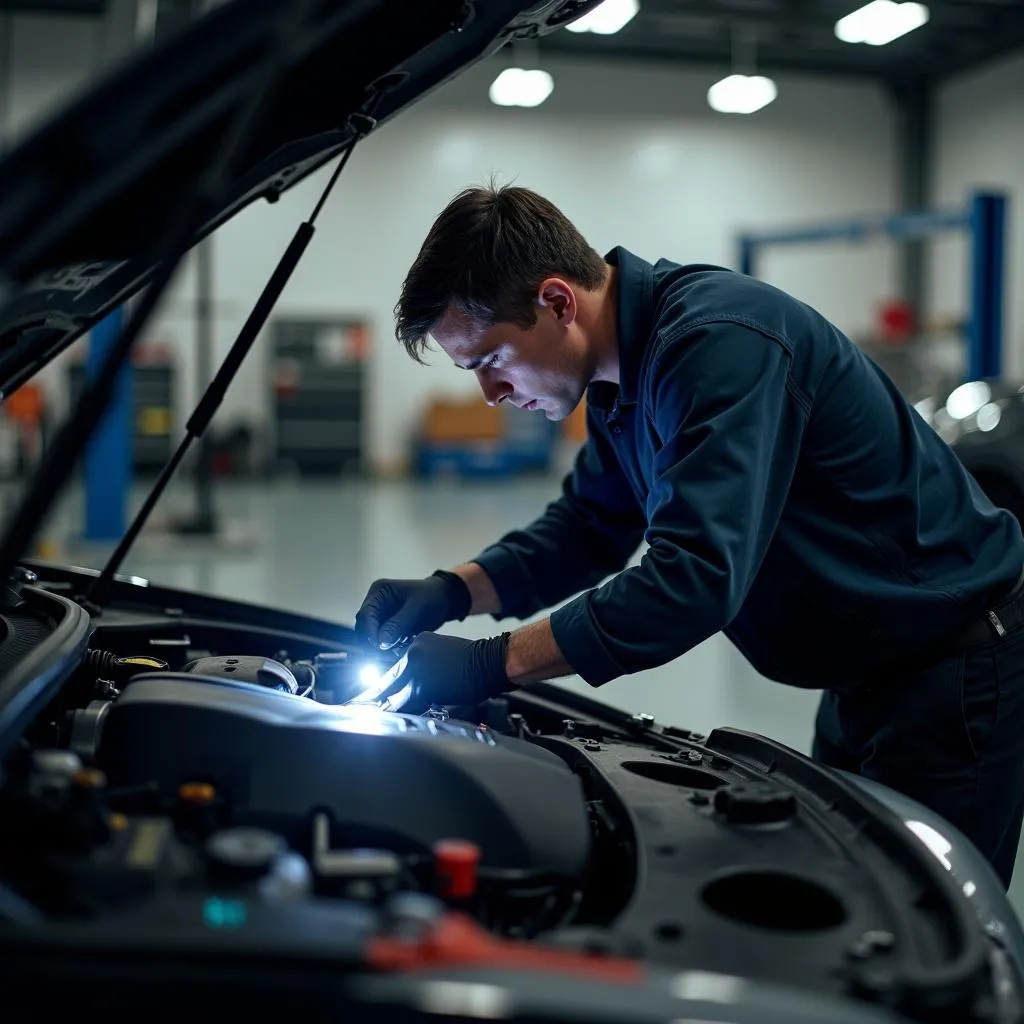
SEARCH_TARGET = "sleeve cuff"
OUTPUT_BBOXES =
[550,594,627,687]
[471,546,536,620]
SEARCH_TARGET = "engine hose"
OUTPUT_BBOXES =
[83,649,120,678]
[291,662,316,698]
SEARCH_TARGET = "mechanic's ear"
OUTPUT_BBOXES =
[538,278,576,325]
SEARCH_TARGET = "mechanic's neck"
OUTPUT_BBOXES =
[585,265,620,386]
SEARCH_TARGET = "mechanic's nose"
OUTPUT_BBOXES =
[476,369,512,407]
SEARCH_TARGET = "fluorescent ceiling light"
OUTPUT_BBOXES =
[707,74,777,115]
[835,1,929,45]
[566,0,639,35]
[489,68,554,108]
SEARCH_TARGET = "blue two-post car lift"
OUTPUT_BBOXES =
[737,190,1008,381]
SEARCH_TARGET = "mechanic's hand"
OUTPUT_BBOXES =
[391,631,512,707]
[355,571,472,651]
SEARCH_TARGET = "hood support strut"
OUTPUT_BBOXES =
[85,81,395,609]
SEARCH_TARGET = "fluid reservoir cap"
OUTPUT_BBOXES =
[206,827,287,880]
[180,781,217,805]
[72,768,107,789]
[434,838,480,900]
[713,781,796,825]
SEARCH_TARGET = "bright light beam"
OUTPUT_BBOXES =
[359,663,382,689]
[350,656,407,704]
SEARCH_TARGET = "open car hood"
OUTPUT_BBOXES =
[0,0,596,397]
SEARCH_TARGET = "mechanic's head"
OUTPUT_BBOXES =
[395,183,613,421]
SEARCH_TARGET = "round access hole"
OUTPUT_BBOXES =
[622,760,725,789]
[701,871,846,932]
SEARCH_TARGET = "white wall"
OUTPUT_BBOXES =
[5,14,900,470]
[931,51,1024,377]
[193,57,899,470]
[3,14,105,138]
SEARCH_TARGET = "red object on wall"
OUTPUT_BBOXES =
[878,299,915,344]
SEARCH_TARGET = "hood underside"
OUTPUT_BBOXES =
[0,0,596,396]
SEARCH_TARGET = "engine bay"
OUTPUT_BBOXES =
[0,572,630,947]
[0,566,1019,1023]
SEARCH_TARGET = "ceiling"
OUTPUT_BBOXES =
[3,0,1023,84]
[538,0,1024,84]
[0,0,106,14]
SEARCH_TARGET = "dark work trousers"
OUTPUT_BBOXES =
[812,625,1024,889]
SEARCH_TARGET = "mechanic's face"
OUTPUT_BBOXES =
[432,279,592,421]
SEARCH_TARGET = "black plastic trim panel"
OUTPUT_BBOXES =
[0,586,92,758]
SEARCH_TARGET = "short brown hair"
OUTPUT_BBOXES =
[394,183,607,362]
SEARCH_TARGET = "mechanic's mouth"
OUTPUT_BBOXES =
[524,399,538,411]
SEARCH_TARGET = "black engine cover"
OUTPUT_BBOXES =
[95,674,590,879]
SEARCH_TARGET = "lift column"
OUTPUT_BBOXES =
[969,192,1007,381]
[83,308,130,542]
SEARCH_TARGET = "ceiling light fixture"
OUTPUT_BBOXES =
[566,0,640,35]
[835,1,929,46]
[488,67,554,108]
[707,74,777,114]
[707,25,777,115]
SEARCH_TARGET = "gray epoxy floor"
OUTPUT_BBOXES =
[37,474,1024,912]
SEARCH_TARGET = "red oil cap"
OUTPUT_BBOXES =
[433,839,480,900]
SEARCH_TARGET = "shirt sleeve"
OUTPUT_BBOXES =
[472,404,647,620]
[550,321,808,686]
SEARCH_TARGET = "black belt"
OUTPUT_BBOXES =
[850,566,1024,695]
[951,564,1024,648]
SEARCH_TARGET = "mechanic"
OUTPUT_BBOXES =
[356,184,1024,887]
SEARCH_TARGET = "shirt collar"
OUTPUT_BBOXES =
[587,246,654,411]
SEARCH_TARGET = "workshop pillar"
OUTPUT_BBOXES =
[891,76,934,327]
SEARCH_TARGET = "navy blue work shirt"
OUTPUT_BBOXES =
[473,248,1024,691]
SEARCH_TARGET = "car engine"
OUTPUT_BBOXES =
[4,641,594,943]
[97,661,591,890]
[0,571,1020,1023]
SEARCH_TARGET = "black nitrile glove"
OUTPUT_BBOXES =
[355,571,472,651]
[388,631,512,707]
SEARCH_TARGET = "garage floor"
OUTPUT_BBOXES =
[39,474,1024,916]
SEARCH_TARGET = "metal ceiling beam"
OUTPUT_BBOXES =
[937,10,1024,77]
[3,0,1021,85]
[0,0,107,13]
[538,35,902,78]
[539,31,1019,83]
[544,0,1024,82]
